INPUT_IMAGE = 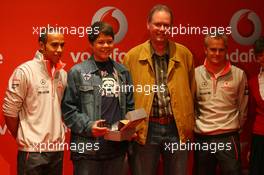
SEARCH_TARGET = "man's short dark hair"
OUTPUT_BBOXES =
[254,36,264,54]
[38,27,60,44]
[88,21,114,44]
[147,4,173,25]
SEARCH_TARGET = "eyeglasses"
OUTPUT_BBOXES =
[152,22,171,30]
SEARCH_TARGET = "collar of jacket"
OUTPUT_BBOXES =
[138,40,181,63]
[138,40,181,78]
[85,55,127,74]
[34,50,66,77]
[204,58,231,79]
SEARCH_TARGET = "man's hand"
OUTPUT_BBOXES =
[91,120,110,137]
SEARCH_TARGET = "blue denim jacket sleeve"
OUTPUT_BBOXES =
[61,68,95,137]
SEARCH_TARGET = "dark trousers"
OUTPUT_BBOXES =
[194,132,241,175]
[73,155,126,175]
[17,151,63,175]
[249,134,264,175]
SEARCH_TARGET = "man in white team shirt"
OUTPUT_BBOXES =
[2,28,67,175]
[194,33,248,175]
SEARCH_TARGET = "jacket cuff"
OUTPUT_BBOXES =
[84,121,95,137]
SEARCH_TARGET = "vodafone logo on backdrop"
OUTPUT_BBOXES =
[92,6,128,44]
[230,9,262,45]
[70,7,128,64]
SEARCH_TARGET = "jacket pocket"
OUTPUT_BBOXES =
[79,85,94,104]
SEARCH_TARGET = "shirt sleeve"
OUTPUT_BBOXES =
[2,68,27,118]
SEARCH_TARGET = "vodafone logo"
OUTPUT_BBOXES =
[92,7,128,44]
[230,9,262,45]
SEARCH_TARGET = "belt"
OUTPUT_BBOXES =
[149,115,174,125]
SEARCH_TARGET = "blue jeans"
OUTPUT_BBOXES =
[129,121,188,175]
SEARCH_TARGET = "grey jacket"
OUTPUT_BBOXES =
[195,63,248,135]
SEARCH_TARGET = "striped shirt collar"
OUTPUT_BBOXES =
[150,42,169,58]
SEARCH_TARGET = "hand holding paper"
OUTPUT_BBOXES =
[104,108,147,141]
